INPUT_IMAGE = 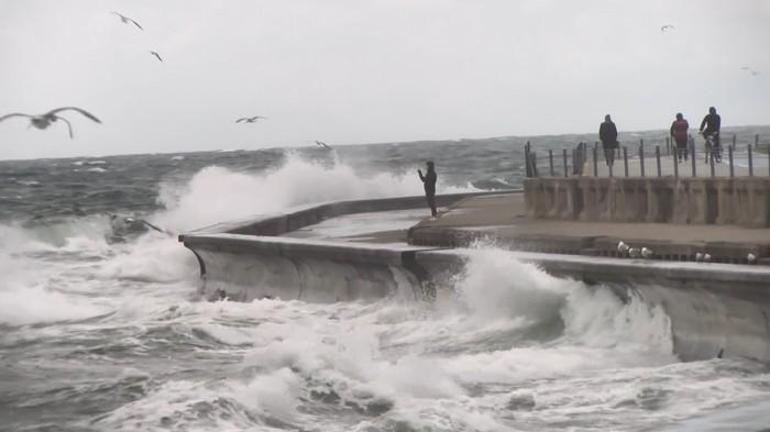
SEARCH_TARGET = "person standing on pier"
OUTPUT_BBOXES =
[599,114,618,167]
[418,161,437,217]
[670,113,690,162]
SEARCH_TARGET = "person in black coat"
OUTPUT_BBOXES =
[418,161,437,217]
[599,114,619,167]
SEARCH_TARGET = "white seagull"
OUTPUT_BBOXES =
[150,51,163,63]
[111,12,143,30]
[0,107,101,139]
[660,24,675,32]
[314,140,332,149]
[235,116,267,123]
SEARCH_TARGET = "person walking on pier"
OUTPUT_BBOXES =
[670,112,690,162]
[700,106,721,162]
[418,161,437,217]
[599,114,618,167]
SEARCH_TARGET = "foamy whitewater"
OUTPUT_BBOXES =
[2,138,770,431]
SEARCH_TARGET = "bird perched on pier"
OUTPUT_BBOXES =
[617,241,630,255]
[695,252,703,262]
[660,24,675,33]
[314,140,332,150]
[111,12,143,30]
[641,247,653,259]
[703,253,712,262]
[747,253,757,264]
[150,51,163,63]
[628,248,641,258]
[0,107,101,138]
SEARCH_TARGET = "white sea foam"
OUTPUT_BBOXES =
[153,154,474,232]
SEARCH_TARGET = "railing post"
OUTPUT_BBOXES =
[623,146,629,177]
[728,145,734,177]
[710,145,716,177]
[639,144,645,177]
[524,142,531,178]
[548,149,554,176]
[673,145,679,178]
[748,145,754,176]
[531,151,538,177]
[563,148,568,177]
[691,141,697,177]
[655,146,661,177]
[593,145,598,176]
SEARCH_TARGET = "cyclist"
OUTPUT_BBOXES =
[700,106,721,163]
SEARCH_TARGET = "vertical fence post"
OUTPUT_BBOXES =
[673,145,679,178]
[655,146,661,177]
[563,148,568,177]
[524,142,531,178]
[639,144,645,177]
[748,145,754,176]
[548,149,554,176]
[728,146,734,177]
[572,149,576,175]
[593,145,598,176]
[710,145,716,177]
[691,141,697,177]
[532,151,538,177]
[623,147,629,177]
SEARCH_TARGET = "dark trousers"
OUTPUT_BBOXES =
[676,139,688,161]
[425,192,437,217]
[602,146,616,166]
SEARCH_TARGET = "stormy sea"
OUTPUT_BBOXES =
[3,128,770,432]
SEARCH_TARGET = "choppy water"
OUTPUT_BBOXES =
[2,133,770,431]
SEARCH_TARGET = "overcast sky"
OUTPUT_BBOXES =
[1,0,768,160]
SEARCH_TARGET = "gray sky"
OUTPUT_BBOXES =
[1,0,768,160]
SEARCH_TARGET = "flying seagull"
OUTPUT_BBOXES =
[0,107,101,139]
[660,24,675,32]
[111,12,143,30]
[235,116,267,123]
[150,51,163,63]
[741,66,760,76]
[314,140,332,150]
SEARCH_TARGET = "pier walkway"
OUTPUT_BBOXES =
[408,192,770,263]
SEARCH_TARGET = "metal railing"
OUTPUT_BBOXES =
[524,133,769,179]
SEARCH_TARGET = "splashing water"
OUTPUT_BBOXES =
[2,148,770,431]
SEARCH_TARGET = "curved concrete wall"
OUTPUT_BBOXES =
[178,191,770,363]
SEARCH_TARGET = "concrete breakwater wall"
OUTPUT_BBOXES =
[179,191,770,363]
[525,177,770,227]
[416,250,770,362]
[187,191,504,237]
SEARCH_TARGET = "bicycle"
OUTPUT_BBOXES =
[703,131,721,164]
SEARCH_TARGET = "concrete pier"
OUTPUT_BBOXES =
[179,188,770,363]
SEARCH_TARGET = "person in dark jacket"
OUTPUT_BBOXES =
[670,112,690,162]
[599,114,618,167]
[700,106,721,154]
[418,161,437,217]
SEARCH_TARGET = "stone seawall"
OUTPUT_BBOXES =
[525,177,770,227]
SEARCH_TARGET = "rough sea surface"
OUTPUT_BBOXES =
[2,129,770,431]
